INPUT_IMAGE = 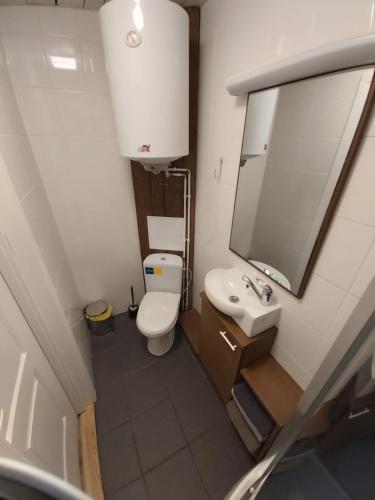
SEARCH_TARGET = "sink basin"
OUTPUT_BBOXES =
[204,267,281,337]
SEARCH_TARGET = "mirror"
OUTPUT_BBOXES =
[230,66,375,297]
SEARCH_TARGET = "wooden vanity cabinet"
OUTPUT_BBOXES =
[199,293,277,403]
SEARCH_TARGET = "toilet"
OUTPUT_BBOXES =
[137,253,183,356]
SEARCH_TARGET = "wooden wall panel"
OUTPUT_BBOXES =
[131,7,200,309]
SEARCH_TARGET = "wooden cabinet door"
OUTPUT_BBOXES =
[199,300,242,402]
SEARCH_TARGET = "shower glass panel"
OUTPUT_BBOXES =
[225,281,375,500]
[256,399,375,500]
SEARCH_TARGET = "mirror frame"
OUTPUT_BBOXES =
[229,66,375,298]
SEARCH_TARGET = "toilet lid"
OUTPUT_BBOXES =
[137,292,180,336]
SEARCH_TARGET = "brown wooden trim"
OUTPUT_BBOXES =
[130,7,200,309]
[229,66,375,299]
[241,356,303,427]
[79,404,104,500]
[179,308,201,354]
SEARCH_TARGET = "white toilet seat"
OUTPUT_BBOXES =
[137,292,180,338]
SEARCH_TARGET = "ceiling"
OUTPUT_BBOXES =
[0,0,207,10]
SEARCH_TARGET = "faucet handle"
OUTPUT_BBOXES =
[256,277,273,305]
[256,277,272,289]
[242,275,252,286]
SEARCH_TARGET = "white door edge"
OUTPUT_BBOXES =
[0,153,95,413]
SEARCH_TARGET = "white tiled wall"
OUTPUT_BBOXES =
[0,5,144,313]
[194,0,375,389]
[0,27,91,368]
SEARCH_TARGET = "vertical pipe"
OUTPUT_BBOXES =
[183,174,187,309]
[186,170,191,310]
[170,168,191,310]
[182,174,187,259]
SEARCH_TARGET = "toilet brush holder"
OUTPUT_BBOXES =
[128,304,139,319]
[128,285,139,319]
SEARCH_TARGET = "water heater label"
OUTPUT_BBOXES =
[145,267,162,275]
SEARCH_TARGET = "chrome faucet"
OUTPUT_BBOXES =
[242,275,273,306]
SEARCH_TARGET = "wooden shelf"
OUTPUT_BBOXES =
[179,308,201,354]
[241,356,303,426]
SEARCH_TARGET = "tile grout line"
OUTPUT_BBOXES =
[94,318,250,499]
[95,392,170,440]
[162,338,233,500]
[141,442,191,478]
[93,327,187,389]
[96,328,194,495]
[128,417,146,491]
[186,444,212,500]
[345,232,375,294]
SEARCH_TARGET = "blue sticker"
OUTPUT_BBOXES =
[145,267,154,274]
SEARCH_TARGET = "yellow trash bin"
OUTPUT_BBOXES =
[84,300,115,336]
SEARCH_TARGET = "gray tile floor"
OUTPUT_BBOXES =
[92,313,253,500]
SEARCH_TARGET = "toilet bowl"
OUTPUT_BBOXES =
[137,291,180,356]
[136,253,183,355]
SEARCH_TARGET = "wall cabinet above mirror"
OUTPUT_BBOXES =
[230,66,375,297]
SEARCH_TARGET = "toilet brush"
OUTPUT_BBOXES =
[128,285,139,319]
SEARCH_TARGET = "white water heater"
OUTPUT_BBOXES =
[100,0,189,166]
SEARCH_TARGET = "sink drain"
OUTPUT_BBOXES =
[229,295,240,304]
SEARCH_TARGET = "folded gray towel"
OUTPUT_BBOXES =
[232,382,274,441]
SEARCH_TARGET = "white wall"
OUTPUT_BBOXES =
[194,0,375,389]
[0,5,144,313]
[0,26,91,370]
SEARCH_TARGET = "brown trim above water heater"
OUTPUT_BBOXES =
[131,7,200,309]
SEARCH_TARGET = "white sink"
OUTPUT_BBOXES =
[204,267,281,337]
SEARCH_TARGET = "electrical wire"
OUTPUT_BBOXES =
[181,267,193,298]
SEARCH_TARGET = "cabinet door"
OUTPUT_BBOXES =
[242,88,279,156]
[199,300,242,402]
